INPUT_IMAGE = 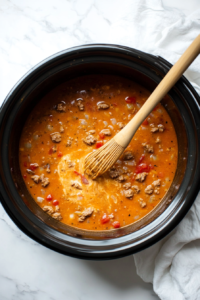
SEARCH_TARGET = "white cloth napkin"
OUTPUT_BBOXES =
[109,1,200,299]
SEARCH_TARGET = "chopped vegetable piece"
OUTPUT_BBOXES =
[52,200,59,206]
[125,96,136,104]
[126,103,134,110]
[101,213,110,224]
[23,174,27,179]
[135,163,153,174]
[37,197,44,203]
[112,221,120,228]
[24,162,28,167]
[46,194,53,201]
[142,119,148,125]
[135,163,149,173]
[110,118,117,125]
[96,141,103,148]
[57,151,63,157]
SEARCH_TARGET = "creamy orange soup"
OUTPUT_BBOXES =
[19,75,178,230]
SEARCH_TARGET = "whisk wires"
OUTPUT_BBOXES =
[84,139,125,179]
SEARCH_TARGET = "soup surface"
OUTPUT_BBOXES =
[19,75,178,230]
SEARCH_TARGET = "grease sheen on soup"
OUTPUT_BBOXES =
[19,75,178,230]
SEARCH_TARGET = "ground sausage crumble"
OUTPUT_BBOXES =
[83,135,97,146]
[135,172,148,182]
[50,132,62,143]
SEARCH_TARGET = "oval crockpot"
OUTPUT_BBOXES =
[0,44,200,260]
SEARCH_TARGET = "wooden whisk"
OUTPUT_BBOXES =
[84,35,200,179]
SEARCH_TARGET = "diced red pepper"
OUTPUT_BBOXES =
[101,213,110,224]
[112,221,120,228]
[23,174,27,179]
[46,194,53,201]
[74,171,89,184]
[99,132,105,139]
[52,200,59,206]
[96,141,103,149]
[142,119,148,126]
[30,163,38,171]
[135,163,151,174]
[112,103,118,106]
[24,162,28,167]
[57,151,63,157]
[125,96,136,104]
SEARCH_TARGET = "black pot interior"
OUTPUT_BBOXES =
[0,45,199,259]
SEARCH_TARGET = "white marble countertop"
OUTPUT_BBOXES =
[0,1,199,299]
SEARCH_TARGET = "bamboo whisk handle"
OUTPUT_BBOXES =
[114,34,200,148]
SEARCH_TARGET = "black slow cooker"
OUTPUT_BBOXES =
[0,44,199,259]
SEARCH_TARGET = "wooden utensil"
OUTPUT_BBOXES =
[84,35,200,179]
